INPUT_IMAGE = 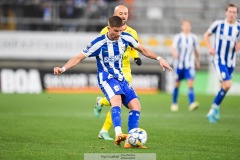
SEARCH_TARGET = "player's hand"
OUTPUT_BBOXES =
[235,42,240,52]
[134,58,142,66]
[158,58,173,72]
[208,48,215,55]
[173,52,178,59]
[54,67,65,75]
[195,61,200,69]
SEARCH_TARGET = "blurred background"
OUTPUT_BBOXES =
[0,0,240,95]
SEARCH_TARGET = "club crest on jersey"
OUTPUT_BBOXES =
[114,85,120,91]
[83,42,92,53]
[119,43,126,51]
[234,30,239,36]
[221,72,226,79]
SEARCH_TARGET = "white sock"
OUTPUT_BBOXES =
[208,108,214,115]
[212,103,219,109]
[115,126,122,136]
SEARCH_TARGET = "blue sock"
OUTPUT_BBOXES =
[213,88,227,106]
[172,87,179,104]
[111,106,121,128]
[128,110,140,132]
[188,87,195,104]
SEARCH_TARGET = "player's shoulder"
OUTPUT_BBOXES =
[174,32,182,38]
[121,31,133,37]
[125,25,137,35]
[212,19,224,25]
[92,34,106,44]
[237,19,240,25]
[190,33,198,38]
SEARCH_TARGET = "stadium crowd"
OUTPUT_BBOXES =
[0,0,121,31]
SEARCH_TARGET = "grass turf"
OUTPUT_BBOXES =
[0,93,240,160]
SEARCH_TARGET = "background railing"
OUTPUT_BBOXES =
[1,0,239,33]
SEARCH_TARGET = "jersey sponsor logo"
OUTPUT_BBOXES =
[219,34,237,42]
[104,55,122,63]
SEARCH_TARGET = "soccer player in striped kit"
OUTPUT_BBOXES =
[94,5,142,141]
[170,20,200,112]
[54,16,172,148]
[204,3,240,123]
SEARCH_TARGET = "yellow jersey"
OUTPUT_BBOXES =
[100,26,140,83]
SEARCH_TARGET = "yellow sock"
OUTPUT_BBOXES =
[101,110,113,132]
[99,97,111,106]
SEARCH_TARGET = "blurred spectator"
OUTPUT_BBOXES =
[60,0,77,31]
[23,0,43,30]
[0,0,120,32]
[0,3,16,30]
[74,0,87,18]
[42,0,53,31]
[85,0,107,31]
[60,0,76,19]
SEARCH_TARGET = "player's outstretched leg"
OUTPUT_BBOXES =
[189,102,199,111]
[114,133,128,146]
[171,87,179,111]
[111,106,127,146]
[98,131,114,141]
[94,97,111,118]
[188,87,199,111]
[207,104,220,123]
[171,104,179,112]
[94,97,103,118]
[98,110,113,140]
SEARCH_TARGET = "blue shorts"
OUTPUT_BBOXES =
[213,61,234,81]
[175,68,195,81]
[99,78,138,108]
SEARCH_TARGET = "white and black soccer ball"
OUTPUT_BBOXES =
[127,128,147,146]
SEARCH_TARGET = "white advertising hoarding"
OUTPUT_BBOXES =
[0,31,98,60]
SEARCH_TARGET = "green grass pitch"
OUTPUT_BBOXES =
[0,93,240,160]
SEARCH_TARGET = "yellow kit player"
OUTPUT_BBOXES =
[94,5,142,140]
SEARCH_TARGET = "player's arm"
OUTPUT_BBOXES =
[236,31,240,52]
[134,57,142,66]
[194,35,200,69]
[171,35,179,59]
[170,47,178,59]
[135,44,172,72]
[236,41,240,52]
[204,31,215,55]
[194,48,200,69]
[130,48,142,66]
[130,30,142,66]
[54,53,86,75]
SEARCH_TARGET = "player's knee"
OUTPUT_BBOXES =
[128,99,141,111]
[222,81,232,91]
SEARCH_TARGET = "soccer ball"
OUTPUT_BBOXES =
[127,128,147,147]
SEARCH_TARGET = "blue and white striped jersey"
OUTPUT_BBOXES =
[82,32,139,84]
[172,32,198,69]
[208,19,240,67]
